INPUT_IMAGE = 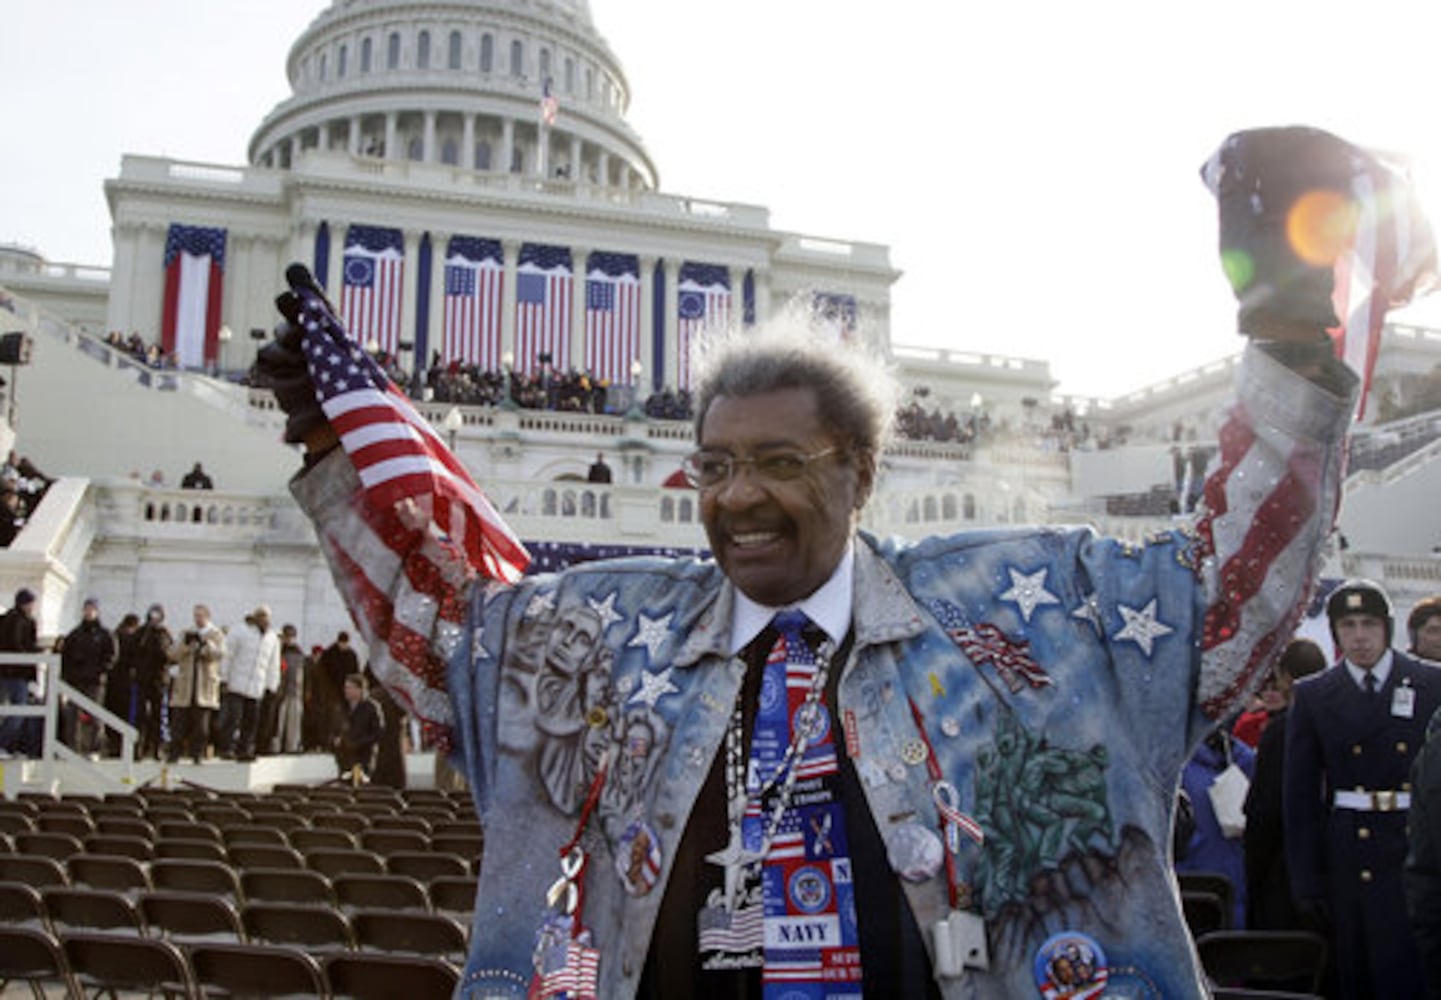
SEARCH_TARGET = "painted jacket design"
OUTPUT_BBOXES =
[291,343,1354,999]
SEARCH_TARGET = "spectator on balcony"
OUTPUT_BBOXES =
[0,488,22,547]
[0,588,40,756]
[180,462,214,490]
[134,603,173,760]
[167,603,225,764]
[57,597,115,755]
[218,605,279,761]
[587,452,613,484]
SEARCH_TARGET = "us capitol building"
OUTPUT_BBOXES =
[2,0,1439,660]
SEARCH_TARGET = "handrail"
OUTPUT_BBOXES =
[0,651,138,792]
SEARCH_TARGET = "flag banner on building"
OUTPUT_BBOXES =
[677,262,730,389]
[585,252,641,384]
[161,224,227,370]
[540,77,559,128]
[812,292,858,343]
[443,236,504,369]
[341,225,406,358]
[1328,156,1437,421]
[515,243,573,375]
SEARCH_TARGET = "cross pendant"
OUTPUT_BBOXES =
[705,825,761,913]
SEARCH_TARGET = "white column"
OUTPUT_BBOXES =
[462,114,476,170]
[662,258,679,389]
[288,136,301,168]
[755,269,772,325]
[500,239,520,365]
[570,245,588,370]
[400,229,421,362]
[423,111,437,162]
[501,118,515,173]
[348,116,361,155]
[726,266,739,329]
[428,230,450,370]
[103,221,141,340]
[569,135,582,182]
[597,150,610,187]
[637,254,656,392]
[327,220,346,301]
[385,112,398,159]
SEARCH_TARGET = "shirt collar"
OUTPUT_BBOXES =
[728,542,855,655]
[1345,649,1394,691]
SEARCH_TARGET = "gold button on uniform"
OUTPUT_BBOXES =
[1358,827,1371,840]
[1360,870,1373,883]
[1351,744,1363,756]
[1397,741,1408,754]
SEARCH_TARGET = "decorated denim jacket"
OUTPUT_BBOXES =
[291,343,1354,999]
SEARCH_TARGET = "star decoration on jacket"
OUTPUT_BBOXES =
[627,612,672,660]
[1071,592,1103,633]
[1000,566,1060,623]
[1113,599,1174,656]
[588,592,623,632]
[525,590,556,620]
[628,666,678,709]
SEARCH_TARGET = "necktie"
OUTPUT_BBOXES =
[747,610,864,997]
[1363,672,1377,696]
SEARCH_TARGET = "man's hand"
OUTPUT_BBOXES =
[250,264,332,447]
[1202,126,1371,344]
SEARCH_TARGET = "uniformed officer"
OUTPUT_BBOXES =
[1286,579,1441,999]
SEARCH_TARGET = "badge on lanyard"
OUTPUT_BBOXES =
[1393,678,1416,719]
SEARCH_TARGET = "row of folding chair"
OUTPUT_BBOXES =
[0,926,459,999]
[0,881,469,960]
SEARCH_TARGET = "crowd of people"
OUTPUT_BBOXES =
[0,592,411,787]
[102,331,174,369]
[0,450,52,547]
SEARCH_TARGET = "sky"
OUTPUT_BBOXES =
[5,0,1441,399]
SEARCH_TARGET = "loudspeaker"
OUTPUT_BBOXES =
[0,332,31,365]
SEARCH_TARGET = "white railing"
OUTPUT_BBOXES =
[0,652,138,793]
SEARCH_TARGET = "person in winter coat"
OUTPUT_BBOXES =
[167,603,225,763]
[57,597,116,753]
[271,624,306,754]
[133,603,173,760]
[217,605,279,761]
[0,588,40,754]
[103,613,141,756]
[335,671,383,779]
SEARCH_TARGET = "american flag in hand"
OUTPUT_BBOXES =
[289,273,530,584]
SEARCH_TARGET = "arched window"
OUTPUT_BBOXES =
[407,136,424,161]
[448,30,462,69]
[475,140,491,170]
[441,138,459,165]
[319,53,328,81]
[963,494,976,520]
[661,497,675,523]
[942,495,957,520]
[581,492,596,517]
[539,48,551,82]
[387,32,400,69]
[564,57,574,93]
[361,37,372,72]
[480,34,493,72]
[417,30,430,69]
[923,496,938,522]
[338,44,348,78]
[510,145,523,173]
[542,489,557,516]
[679,498,694,522]
[510,39,523,77]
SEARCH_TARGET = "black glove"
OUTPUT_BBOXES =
[1202,126,1371,340]
[251,264,330,444]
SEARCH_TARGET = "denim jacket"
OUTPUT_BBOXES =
[292,343,1354,999]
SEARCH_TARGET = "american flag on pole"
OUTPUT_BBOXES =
[288,270,529,587]
[540,77,559,128]
[1328,153,1438,421]
[515,243,573,375]
[161,224,227,370]
[443,236,504,369]
[677,262,730,390]
[340,226,406,358]
[584,252,640,384]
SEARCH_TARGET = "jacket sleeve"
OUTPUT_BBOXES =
[1283,677,1328,904]
[289,449,476,739]
[1186,343,1354,725]
[1407,709,1441,994]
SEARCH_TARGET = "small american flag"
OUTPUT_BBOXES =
[289,275,529,586]
[950,622,1052,692]
[540,77,559,128]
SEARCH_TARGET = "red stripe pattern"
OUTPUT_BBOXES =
[443,256,504,368]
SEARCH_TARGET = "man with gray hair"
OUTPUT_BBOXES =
[259,127,1417,998]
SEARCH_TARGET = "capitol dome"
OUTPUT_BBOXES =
[248,0,657,191]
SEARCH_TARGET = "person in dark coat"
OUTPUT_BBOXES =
[334,672,382,780]
[104,613,141,756]
[133,604,173,760]
[1285,580,1441,999]
[0,588,40,754]
[1406,703,1441,999]
[1176,726,1255,928]
[57,597,116,753]
[368,671,407,789]
[1243,637,1326,930]
[313,631,357,749]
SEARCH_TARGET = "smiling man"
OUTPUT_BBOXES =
[1285,580,1441,999]
[264,126,1418,999]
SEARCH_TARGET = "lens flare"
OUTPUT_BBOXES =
[1286,189,1359,267]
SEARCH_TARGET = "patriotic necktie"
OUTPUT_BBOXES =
[748,610,863,997]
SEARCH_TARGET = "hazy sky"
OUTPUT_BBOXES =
[5,1,1441,398]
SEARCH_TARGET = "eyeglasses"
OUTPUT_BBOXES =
[681,447,841,489]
